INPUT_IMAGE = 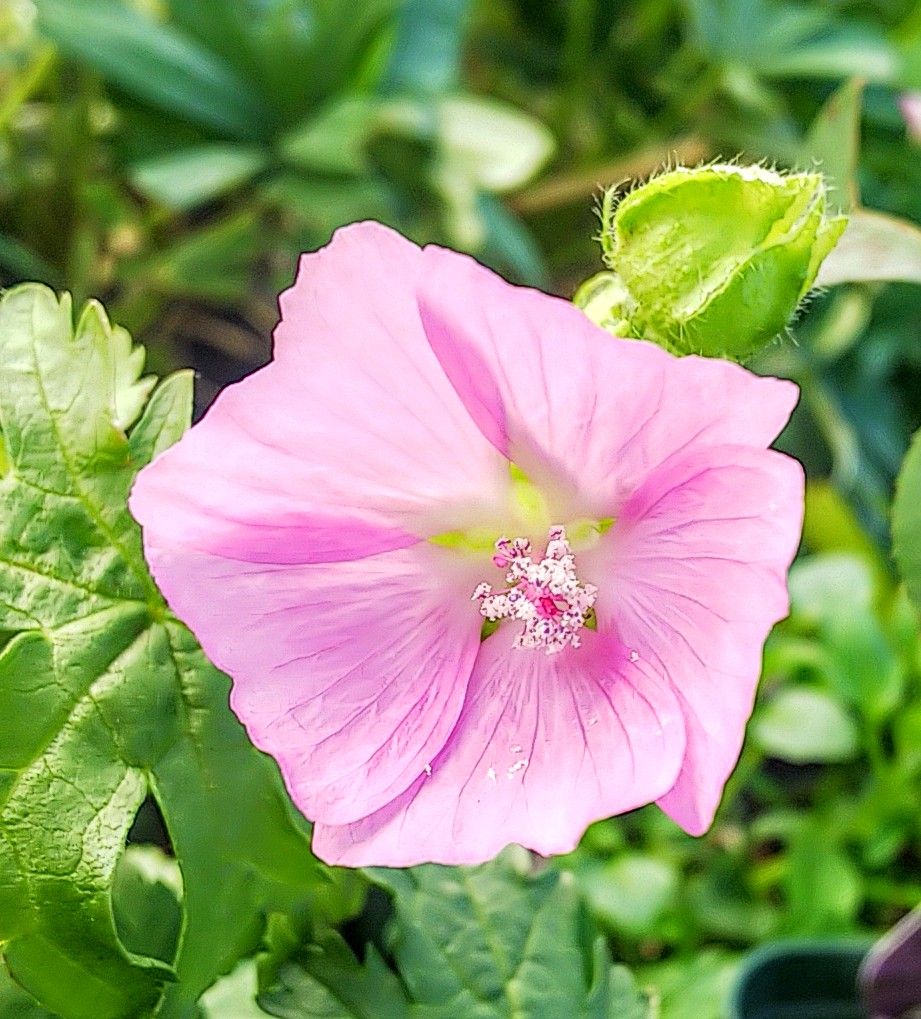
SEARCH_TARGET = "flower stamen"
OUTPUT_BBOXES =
[472,526,597,655]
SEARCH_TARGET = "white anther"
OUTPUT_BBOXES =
[472,526,597,655]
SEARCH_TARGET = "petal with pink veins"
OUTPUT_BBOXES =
[130,220,807,867]
[143,542,482,825]
[601,443,805,835]
[312,627,686,867]
[418,242,798,517]
[130,222,509,566]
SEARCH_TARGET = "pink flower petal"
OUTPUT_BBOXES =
[603,443,804,835]
[144,542,482,824]
[901,91,921,143]
[418,243,798,516]
[311,627,686,867]
[130,222,508,565]
[131,221,806,866]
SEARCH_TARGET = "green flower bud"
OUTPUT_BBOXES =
[589,164,847,360]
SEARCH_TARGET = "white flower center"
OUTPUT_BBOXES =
[471,526,597,655]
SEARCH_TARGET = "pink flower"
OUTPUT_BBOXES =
[129,222,804,867]
[901,91,921,144]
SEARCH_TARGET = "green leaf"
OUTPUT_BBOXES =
[0,285,324,1018]
[816,209,921,286]
[129,145,269,212]
[0,965,57,1019]
[803,481,880,563]
[0,41,55,131]
[109,324,156,432]
[432,159,486,250]
[788,553,874,622]
[757,27,898,83]
[281,98,382,175]
[821,613,903,722]
[380,0,470,97]
[581,855,678,937]
[111,847,182,966]
[642,948,737,1019]
[127,371,196,464]
[753,687,860,763]
[437,96,555,193]
[260,175,391,241]
[893,700,921,779]
[689,0,897,83]
[686,866,775,943]
[893,428,921,612]
[260,932,410,1019]
[142,211,261,304]
[167,0,399,123]
[606,968,654,1019]
[902,24,921,91]
[367,852,653,1018]
[785,553,903,720]
[0,234,60,286]
[801,79,863,212]
[33,0,267,139]
[477,194,549,288]
[689,0,822,66]
[784,820,862,935]
[200,960,275,1019]
[801,84,921,289]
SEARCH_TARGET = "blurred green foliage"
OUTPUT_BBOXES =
[559,534,921,1014]
[0,0,555,392]
[2,0,921,1015]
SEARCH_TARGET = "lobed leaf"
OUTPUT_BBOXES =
[260,934,410,1019]
[363,853,653,1018]
[257,855,654,1017]
[0,285,325,1018]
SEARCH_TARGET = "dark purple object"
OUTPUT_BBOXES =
[860,906,921,1018]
